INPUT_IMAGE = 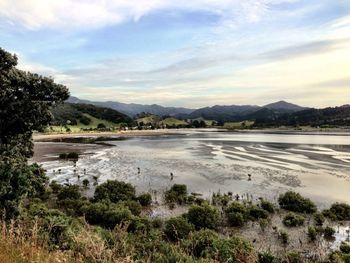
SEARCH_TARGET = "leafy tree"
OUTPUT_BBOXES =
[0,48,69,157]
[0,47,68,219]
[94,180,136,203]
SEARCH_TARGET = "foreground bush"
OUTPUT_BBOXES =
[278,191,316,214]
[165,184,188,204]
[137,193,152,206]
[225,202,247,227]
[283,212,305,227]
[164,217,194,241]
[187,204,219,230]
[81,202,132,229]
[94,180,136,203]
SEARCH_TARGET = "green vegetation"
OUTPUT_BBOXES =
[323,203,350,221]
[2,46,350,262]
[187,204,219,230]
[50,102,132,128]
[223,120,254,129]
[282,212,305,227]
[278,191,317,214]
[59,151,79,159]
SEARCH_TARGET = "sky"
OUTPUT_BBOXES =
[1,0,350,108]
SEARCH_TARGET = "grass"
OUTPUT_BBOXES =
[160,117,188,126]
[136,115,162,125]
[49,114,121,133]
[224,121,254,129]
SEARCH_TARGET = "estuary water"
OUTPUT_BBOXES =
[36,130,350,207]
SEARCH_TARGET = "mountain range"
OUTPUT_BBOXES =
[67,96,307,122]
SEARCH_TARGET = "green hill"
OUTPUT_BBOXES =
[50,103,132,130]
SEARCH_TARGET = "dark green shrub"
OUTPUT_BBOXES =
[187,229,219,258]
[27,203,73,248]
[151,217,163,228]
[82,179,89,188]
[97,123,106,129]
[94,180,136,203]
[278,191,316,213]
[324,226,336,240]
[286,251,303,263]
[119,200,142,216]
[328,203,350,221]
[258,251,278,263]
[59,153,68,159]
[227,212,245,227]
[137,193,152,206]
[340,242,350,254]
[187,204,219,230]
[279,230,289,244]
[164,217,194,241]
[260,200,275,213]
[57,184,81,201]
[314,212,325,226]
[165,184,187,204]
[249,205,269,220]
[67,152,79,159]
[81,202,132,229]
[49,180,62,194]
[127,216,151,233]
[308,226,317,241]
[206,236,258,262]
[283,212,305,227]
[225,202,247,227]
[79,115,91,125]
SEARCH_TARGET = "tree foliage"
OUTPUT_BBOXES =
[0,47,68,219]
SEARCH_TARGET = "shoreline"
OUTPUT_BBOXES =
[33,127,350,141]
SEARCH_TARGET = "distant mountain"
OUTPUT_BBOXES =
[67,97,310,123]
[185,105,261,122]
[67,96,194,117]
[263,100,307,111]
[181,101,307,122]
[254,105,350,127]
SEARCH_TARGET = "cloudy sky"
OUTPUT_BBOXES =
[1,0,350,108]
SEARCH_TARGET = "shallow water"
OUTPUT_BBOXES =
[38,130,350,207]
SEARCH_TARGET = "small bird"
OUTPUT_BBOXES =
[170,172,174,180]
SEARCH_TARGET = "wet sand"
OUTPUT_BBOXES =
[32,130,350,208]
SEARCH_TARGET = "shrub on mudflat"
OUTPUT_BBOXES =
[94,180,136,203]
[278,191,316,214]
[283,212,305,227]
[187,204,219,230]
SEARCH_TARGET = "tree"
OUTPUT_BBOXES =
[0,47,69,219]
[0,48,69,158]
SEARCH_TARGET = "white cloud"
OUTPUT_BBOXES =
[0,0,296,30]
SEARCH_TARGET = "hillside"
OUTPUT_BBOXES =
[254,105,350,127]
[50,103,132,127]
[68,96,195,117]
[136,113,188,127]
